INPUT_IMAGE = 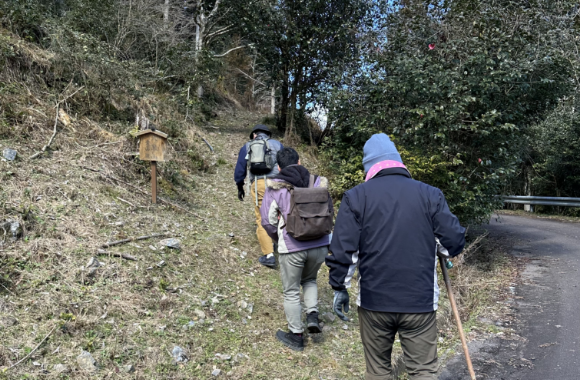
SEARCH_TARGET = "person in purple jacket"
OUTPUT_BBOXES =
[260,147,331,351]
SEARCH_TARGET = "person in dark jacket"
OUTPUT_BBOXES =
[325,133,466,380]
[234,124,283,268]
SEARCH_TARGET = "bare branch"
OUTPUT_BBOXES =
[234,68,267,86]
[208,0,222,20]
[214,44,253,57]
[29,105,60,160]
[6,324,59,371]
[205,25,233,39]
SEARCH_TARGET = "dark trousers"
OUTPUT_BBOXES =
[358,307,438,380]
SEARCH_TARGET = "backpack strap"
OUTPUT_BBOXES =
[308,174,316,188]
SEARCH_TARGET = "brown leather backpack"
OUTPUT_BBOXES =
[285,175,334,241]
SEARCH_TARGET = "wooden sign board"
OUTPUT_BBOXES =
[136,130,168,162]
[135,129,168,204]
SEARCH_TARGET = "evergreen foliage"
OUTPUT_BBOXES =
[323,0,578,223]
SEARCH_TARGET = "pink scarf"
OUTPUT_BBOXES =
[365,160,409,182]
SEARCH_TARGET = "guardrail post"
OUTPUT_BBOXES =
[524,204,533,212]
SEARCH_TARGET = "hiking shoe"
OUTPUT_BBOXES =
[258,255,276,268]
[306,312,321,334]
[276,330,304,351]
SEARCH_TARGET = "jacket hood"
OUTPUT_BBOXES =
[275,165,311,188]
[267,175,329,190]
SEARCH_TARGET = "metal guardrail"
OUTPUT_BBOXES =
[503,195,580,207]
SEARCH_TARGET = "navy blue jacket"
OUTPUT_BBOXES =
[234,138,283,185]
[326,167,465,313]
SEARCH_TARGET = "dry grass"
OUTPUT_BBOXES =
[497,209,580,223]
[1,107,371,380]
[0,107,518,379]
[0,29,519,380]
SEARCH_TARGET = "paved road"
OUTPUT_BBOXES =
[439,215,580,380]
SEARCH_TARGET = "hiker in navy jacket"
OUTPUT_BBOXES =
[234,124,283,268]
[325,134,466,380]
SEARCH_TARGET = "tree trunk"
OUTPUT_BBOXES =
[55,0,65,16]
[270,87,275,115]
[285,93,296,140]
[195,17,205,98]
[163,0,170,26]
[277,78,289,133]
[524,164,533,212]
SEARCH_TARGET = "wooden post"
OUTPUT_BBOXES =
[151,161,157,204]
[135,129,167,204]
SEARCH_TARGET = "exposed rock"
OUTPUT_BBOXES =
[159,238,181,249]
[124,364,135,373]
[86,258,101,277]
[172,346,187,363]
[0,316,19,327]
[77,350,97,372]
[215,353,231,361]
[342,324,349,330]
[238,300,248,309]
[1,220,22,241]
[234,354,249,362]
[211,297,219,305]
[193,309,206,319]
[322,312,336,323]
[182,320,195,330]
[212,368,221,376]
[86,257,101,268]
[53,364,69,374]
[2,148,17,161]
[247,303,254,314]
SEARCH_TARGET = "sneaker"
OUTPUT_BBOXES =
[275,330,304,351]
[306,312,321,334]
[258,255,276,268]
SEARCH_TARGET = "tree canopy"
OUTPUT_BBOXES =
[323,0,578,223]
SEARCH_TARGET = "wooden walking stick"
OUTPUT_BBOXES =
[439,256,477,380]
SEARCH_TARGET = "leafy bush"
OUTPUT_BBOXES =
[323,0,575,224]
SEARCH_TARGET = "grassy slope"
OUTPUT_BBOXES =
[0,108,373,380]
[0,30,518,380]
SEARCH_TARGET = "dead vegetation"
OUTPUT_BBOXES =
[0,26,519,380]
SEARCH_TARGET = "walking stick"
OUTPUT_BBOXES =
[439,256,477,380]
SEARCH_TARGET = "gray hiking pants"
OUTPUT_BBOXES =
[279,246,328,333]
[359,307,438,380]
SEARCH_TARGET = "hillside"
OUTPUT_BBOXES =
[0,26,518,380]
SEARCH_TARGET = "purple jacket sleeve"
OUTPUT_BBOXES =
[260,188,279,241]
